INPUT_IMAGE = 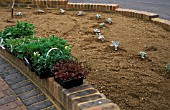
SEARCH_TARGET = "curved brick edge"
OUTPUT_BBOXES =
[115,8,159,20]
[0,48,120,110]
[151,18,170,31]
[1,0,169,30]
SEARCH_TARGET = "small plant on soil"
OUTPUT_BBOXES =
[37,9,44,13]
[107,18,112,24]
[98,33,105,42]
[77,11,83,16]
[110,41,120,51]
[93,28,100,35]
[60,9,65,14]
[100,22,105,28]
[51,59,90,81]
[166,64,170,73]
[139,51,147,59]
[96,14,101,19]
[16,12,22,16]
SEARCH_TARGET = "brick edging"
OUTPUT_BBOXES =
[1,0,169,30]
[0,48,120,110]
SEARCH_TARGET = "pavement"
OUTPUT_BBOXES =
[0,56,58,110]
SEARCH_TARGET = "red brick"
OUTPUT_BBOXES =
[20,105,27,110]
[1,83,9,91]
[13,99,23,106]
[82,103,120,110]
[64,88,98,109]
[0,102,17,110]
[71,93,106,110]
[0,92,5,98]
[48,78,54,93]
[53,82,61,99]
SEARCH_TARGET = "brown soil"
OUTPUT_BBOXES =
[0,8,170,110]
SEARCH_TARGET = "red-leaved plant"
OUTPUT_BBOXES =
[51,59,90,81]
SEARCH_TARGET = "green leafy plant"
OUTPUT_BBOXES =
[1,21,34,40]
[19,35,73,72]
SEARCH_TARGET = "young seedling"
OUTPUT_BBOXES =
[107,18,112,24]
[93,28,100,35]
[16,12,22,16]
[77,11,83,16]
[0,38,5,49]
[60,9,65,14]
[110,41,120,51]
[37,9,44,13]
[139,51,147,59]
[96,14,101,19]
[100,22,105,28]
[167,64,170,73]
[98,33,105,42]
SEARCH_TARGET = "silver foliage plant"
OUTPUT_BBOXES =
[60,8,65,14]
[139,51,147,59]
[93,28,100,35]
[77,11,83,16]
[110,41,120,51]
[107,18,112,24]
[100,22,105,28]
[167,64,170,72]
[98,33,105,42]
[96,14,101,19]
[37,9,44,13]
[16,12,22,16]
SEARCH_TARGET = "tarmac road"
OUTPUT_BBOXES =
[70,0,170,20]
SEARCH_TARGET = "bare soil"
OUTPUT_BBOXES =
[0,8,170,110]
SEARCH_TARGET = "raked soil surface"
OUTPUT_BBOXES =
[0,8,170,110]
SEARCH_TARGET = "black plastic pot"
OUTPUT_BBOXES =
[5,47,12,54]
[36,69,54,79]
[23,58,35,72]
[54,77,84,89]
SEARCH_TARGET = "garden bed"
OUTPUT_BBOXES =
[0,8,170,110]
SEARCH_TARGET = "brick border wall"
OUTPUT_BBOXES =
[0,48,120,110]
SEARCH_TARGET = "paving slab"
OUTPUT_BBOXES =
[0,56,59,110]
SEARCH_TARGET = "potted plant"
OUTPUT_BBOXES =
[51,59,90,89]
[26,36,73,79]
[1,21,34,40]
